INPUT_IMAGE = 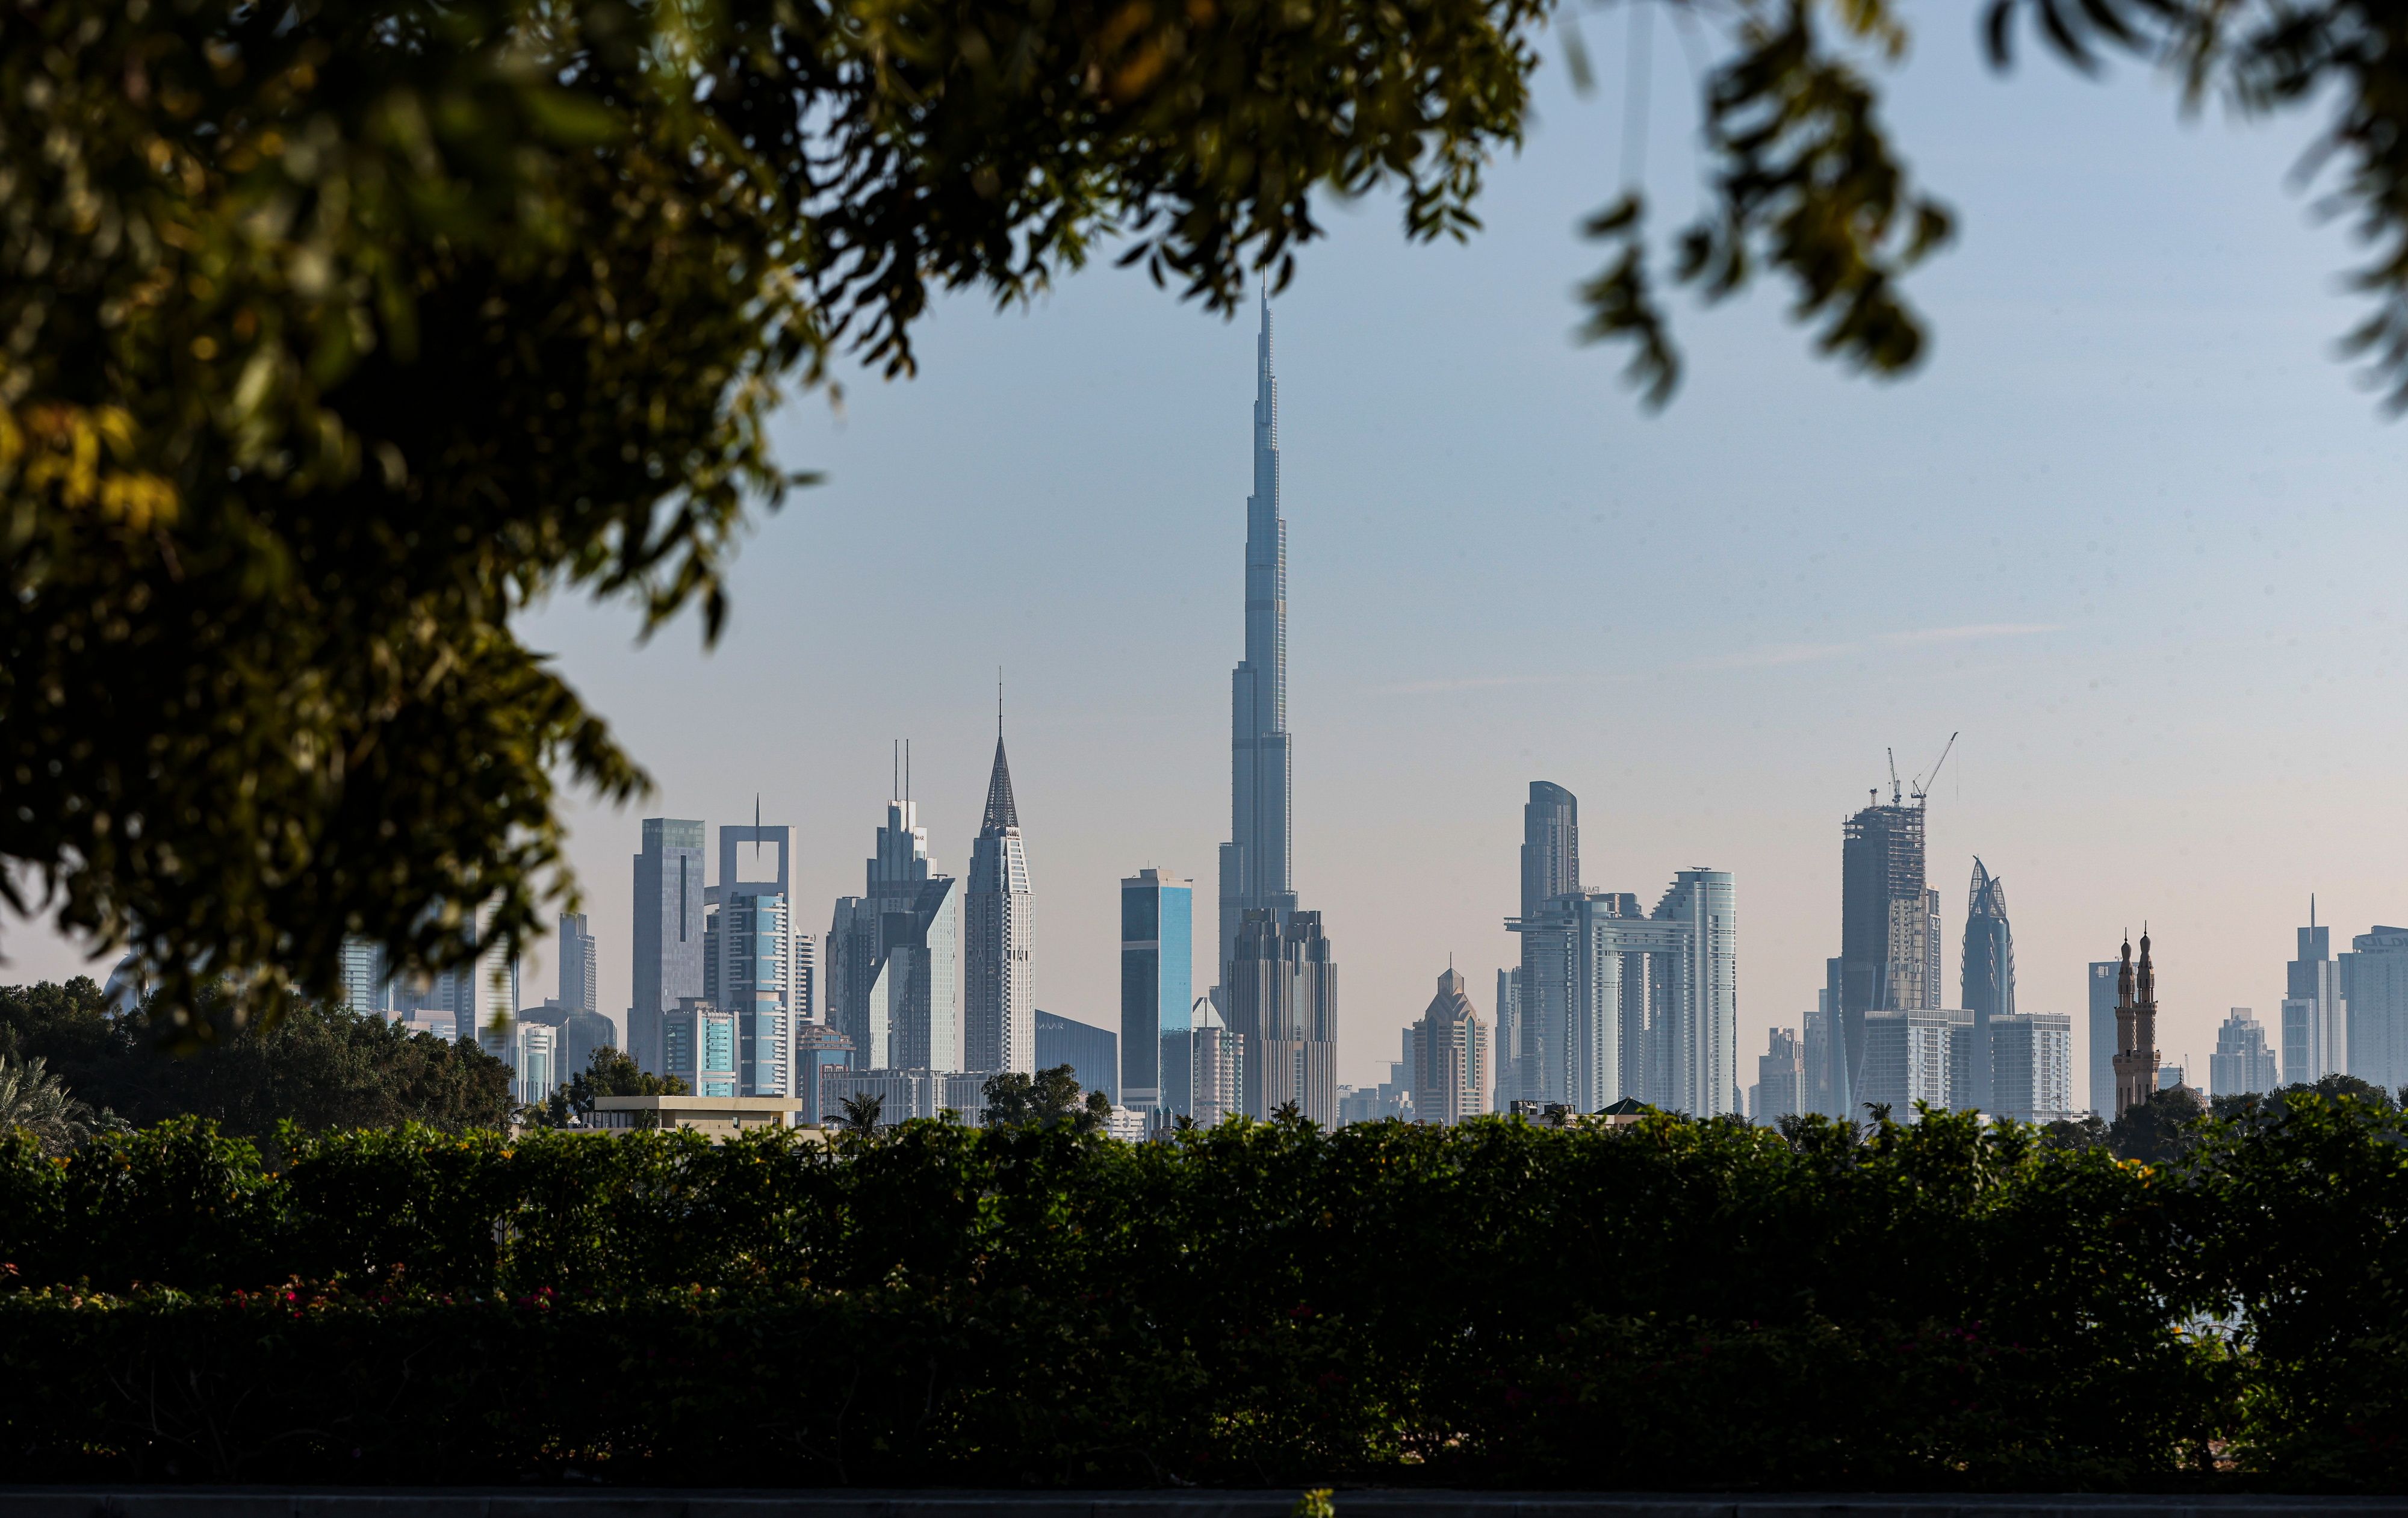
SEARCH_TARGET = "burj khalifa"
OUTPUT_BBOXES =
[1218,291,1299,978]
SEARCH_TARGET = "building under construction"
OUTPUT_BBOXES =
[1819,738,1953,1117]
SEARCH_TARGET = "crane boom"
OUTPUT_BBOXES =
[1887,748,1902,808]
[1912,731,1958,807]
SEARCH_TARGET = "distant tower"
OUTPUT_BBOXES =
[2283,897,2345,1085]
[713,815,797,1098]
[557,911,599,1019]
[1411,967,1489,1126]
[1960,859,2014,1111]
[1503,781,1579,1108]
[2112,931,2161,1117]
[1217,291,1299,988]
[1120,868,1194,1113]
[631,818,706,1074]
[1823,799,1931,1116]
[966,702,1035,1076]
[828,745,958,1071]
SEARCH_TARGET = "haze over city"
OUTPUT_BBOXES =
[9,19,2403,1094]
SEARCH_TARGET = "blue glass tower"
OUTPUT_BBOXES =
[1121,869,1194,1113]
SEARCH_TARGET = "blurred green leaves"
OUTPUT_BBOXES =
[0,0,1539,1041]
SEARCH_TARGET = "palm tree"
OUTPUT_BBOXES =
[839,1091,884,1135]
[0,1056,99,1155]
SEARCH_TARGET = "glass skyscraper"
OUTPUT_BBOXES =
[632,817,706,1076]
[1120,869,1193,1113]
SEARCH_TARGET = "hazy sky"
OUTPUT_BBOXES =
[14,17,2407,1093]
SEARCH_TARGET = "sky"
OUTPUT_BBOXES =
[12,14,2407,1094]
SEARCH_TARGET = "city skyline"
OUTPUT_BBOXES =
[8,25,2407,1094]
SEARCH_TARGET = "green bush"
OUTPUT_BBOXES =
[3,1097,2403,1489]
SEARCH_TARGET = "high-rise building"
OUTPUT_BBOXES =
[1411,967,1489,1125]
[2283,901,2345,1085]
[2111,932,2161,1118]
[829,760,958,1073]
[2342,926,2408,1092]
[1500,781,1580,1109]
[1752,1027,1804,1124]
[1860,1008,1970,1116]
[507,1021,559,1104]
[1035,1009,1118,1103]
[2209,1008,2280,1099]
[663,996,737,1097]
[792,1024,856,1126]
[1989,1012,2075,1123]
[1120,869,1194,1113]
[1509,870,1737,1117]
[519,997,617,1082]
[1217,293,1299,987]
[1960,859,2014,1112]
[707,819,799,1098]
[631,818,707,1075]
[1494,967,1522,1104]
[1803,994,1836,1115]
[557,911,598,1020]
[1191,996,1246,1125]
[338,937,390,1015]
[2087,960,2120,1118]
[966,719,1035,1076]
[1823,790,1934,1118]
[445,899,519,1049]
[1224,906,1338,1124]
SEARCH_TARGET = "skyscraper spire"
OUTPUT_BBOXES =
[1218,287,1297,982]
[968,698,1034,1074]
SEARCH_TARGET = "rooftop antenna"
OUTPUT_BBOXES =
[892,740,899,802]
[1911,731,1958,808]
[1887,748,1902,808]
[905,739,911,807]
[998,666,1005,739]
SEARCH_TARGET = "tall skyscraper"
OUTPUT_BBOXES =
[338,937,390,1015]
[1509,870,1739,1117]
[632,818,706,1074]
[1224,907,1340,1124]
[710,819,799,1098]
[828,751,958,1072]
[557,911,598,1020]
[2087,959,2119,1118]
[2283,900,2345,1085]
[1960,858,2014,1112]
[1218,292,1298,987]
[1500,781,1579,1108]
[1120,869,1194,1112]
[2342,926,2408,1092]
[1753,1027,1803,1124]
[1823,787,1933,1118]
[2209,1008,2280,1099]
[966,716,1035,1076]
[2111,932,2161,1117]
[1411,967,1489,1126]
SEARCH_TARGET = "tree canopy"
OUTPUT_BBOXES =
[7,0,2408,1029]
[0,977,512,1142]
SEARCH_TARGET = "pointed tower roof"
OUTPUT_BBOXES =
[980,734,1019,834]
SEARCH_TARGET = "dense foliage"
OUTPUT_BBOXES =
[532,1045,690,1129]
[0,977,510,1146]
[7,1094,2408,1489]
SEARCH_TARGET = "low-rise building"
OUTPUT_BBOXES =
[589,1094,808,1137]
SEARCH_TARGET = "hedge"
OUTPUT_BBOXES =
[4,1097,2406,1489]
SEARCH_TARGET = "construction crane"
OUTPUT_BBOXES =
[1910,731,1958,808]
[1886,748,1902,808]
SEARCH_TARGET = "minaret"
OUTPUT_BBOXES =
[966,690,1035,1074]
[1218,290,1299,986]
[2111,929,2162,1117]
